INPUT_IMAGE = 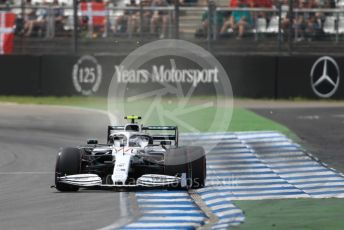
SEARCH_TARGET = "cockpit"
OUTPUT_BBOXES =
[129,135,153,148]
[111,133,153,148]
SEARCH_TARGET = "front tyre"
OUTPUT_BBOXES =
[55,148,82,192]
[186,146,206,189]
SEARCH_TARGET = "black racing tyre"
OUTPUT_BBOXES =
[164,146,206,189]
[55,148,82,192]
[186,146,206,189]
[164,147,188,178]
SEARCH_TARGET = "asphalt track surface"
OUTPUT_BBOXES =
[2,102,344,230]
[0,104,135,230]
[252,106,344,173]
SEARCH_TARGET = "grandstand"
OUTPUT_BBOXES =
[1,0,344,55]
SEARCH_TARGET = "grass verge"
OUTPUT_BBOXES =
[232,198,344,230]
[0,96,290,133]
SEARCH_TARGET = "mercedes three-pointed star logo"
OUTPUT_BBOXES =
[310,56,340,98]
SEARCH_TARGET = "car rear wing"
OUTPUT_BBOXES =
[107,125,179,146]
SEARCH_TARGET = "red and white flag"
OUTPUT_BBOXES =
[80,2,106,27]
[0,12,16,54]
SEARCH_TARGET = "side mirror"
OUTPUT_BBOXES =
[87,139,98,145]
[161,141,171,146]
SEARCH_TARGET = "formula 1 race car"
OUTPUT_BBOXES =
[54,116,206,191]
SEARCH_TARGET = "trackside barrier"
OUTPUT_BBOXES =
[1,54,344,99]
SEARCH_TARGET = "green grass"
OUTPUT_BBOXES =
[0,96,343,229]
[0,96,291,134]
[0,96,108,110]
[232,199,344,230]
[229,108,289,133]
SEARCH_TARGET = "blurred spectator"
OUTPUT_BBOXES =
[249,0,273,22]
[112,0,139,33]
[7,0,342,42]
[49,0,64,36]
[197,9,227,37]
[140,0,153,33]
[293,0,307,41]
[150,0,169,39]
[305,14,321,40]
[320,0,336,18]
[230,0,252,7]
[0,0,9,9]
[181,0,197,5]
[279,0,290,34]
[294,0,321,41]
[323,0,336,8]
[21,0,34,35]
[251,0,272,8]
[293,14,306,41]
[230,0,271,7]
[24,0,48,36]
[279,0,289,18]
[126,0,140,34]
[52,0,64,22]
[221,0,253,39]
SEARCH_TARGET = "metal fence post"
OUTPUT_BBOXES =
[104,5,109,38]
[46,5,55,39]
[139,2,144,40]
[21,0,25,29]
[207,1,215,51]
[278,1,282,51]
[87,3,93,38]
[168,9,172,38]
[294,11,298,41]
[254,11,258,41]
[213,3,217,40]
[51,6,56,38]
[207,1,212,41]
[174,0,179,39]
[73,0,78,53]
[336,10,339,43]
[288,0,293,54]
[20,0,25,54]
[128,7,132,39]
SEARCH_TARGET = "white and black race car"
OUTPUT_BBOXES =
[54,116,206,191]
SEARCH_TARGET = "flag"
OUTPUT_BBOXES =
[0,12,16,54]
[80,2,106,27]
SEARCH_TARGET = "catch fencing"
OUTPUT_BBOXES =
[2,2,344,54]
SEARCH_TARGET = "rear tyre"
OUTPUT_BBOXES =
[55,148,82,192]
[164,146,206,189]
